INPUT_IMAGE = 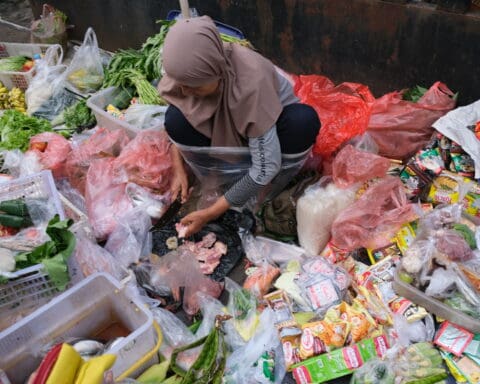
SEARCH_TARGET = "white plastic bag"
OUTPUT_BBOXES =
[224,308,286,384]
[124,104,167,129]
[296,177,356,255]
[65,28,105,94]
[433,99,480,178]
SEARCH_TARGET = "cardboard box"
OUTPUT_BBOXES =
[291,335,389,384]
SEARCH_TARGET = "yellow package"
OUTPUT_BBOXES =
[300,320,347,360]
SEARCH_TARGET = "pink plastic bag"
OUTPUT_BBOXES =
[332,144,391,188]
[331,176,417,250]
[65,128,130,195]
[294,75,375,159]
[113,130,173,192]
[85,158,134,239]
[150,248,224,316]
[27,132,71,178]
[367,82,456,160]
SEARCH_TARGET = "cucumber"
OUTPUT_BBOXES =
[0,213,32,228]
[0,199,29,217]
[452,223,476,249]
[405,372,448,384]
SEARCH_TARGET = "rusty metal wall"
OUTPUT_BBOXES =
[30,0,480,105]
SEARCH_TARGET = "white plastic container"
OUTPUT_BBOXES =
[174,141,311,203]
[0,42,61,90]
[87,87,166,138]
[0,273,157,384]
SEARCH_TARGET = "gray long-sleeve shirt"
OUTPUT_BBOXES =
[224,71,299,207]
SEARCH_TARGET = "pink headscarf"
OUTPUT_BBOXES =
[158,16,282,147]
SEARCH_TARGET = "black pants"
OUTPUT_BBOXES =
[165,103,320,154]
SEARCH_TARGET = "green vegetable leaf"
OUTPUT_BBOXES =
[0,110,52,151]
[13,215,76,291]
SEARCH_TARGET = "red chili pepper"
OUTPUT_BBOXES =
[32,343,63,384]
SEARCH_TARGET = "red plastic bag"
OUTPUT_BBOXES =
[113,130,173,192]
[367,82,456,160]
[65,128,130,195]
[332,144,391,188]
[331,176,417,250]
[85,158,134,239]
[295,75,375,159]
[28,132,71,178]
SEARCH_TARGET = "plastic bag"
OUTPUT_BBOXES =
[84,158,135,239]
[297,177,356,255]
[124,104,167,129]
[65,28,104,94]
[367,82,456,160]
[226,277,260,342]
[125,183,170,219]
[104,208,152,268]
[149,248,224,316]
[294,75,375,159]
[434,229,474,262]
[72,232,123,280]
[332,144,391,189]
[27,132,71,178]
[113,130,172,192]
[296,257,350,316]
[1,149,43,177]
[331,176,417,251]
[65,127,130,195]
[350,358,396,384]
[30,4,67,47]
[433,99,480,178]
[224,308,286,384]
[243,262,280,298]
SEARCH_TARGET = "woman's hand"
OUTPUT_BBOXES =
[170,144,189,203]
[180,196,231,237]
[170,167,189,203]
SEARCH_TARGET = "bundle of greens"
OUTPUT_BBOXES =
[14,215,76,291]
[63,99,96,131]
[0,110,52,151]
[0,56,29,72]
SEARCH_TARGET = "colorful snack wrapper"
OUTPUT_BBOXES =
[265,290,298,330]
[434,321,474,356]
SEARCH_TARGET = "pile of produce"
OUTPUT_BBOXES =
[0,56,34,72]
[0,82,26,112]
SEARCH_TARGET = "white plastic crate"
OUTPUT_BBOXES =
[0,171,66,324]
[0,42,61,90]
[0,273,157,384]
[87,86,166,138]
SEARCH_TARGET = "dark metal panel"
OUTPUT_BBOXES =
[30,0,480,105]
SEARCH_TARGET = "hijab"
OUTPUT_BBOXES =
[158,16,282,147]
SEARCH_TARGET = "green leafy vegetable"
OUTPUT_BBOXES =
[15,215,76,291]
[63,99,96,131]
[402,85,428,103]
[0,56,28,72]
[0,110,52,151]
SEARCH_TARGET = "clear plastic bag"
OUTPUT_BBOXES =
[65,127,130,195]
[65,28,105,94]
[297,177,356,255]
[149,248,224,316]
[296,256,350,316]
[30,4,67,46]
[72,232,123,280]
[113,129,173,192]
[1,149,43,177]
[243,262,280,298]
[125,183,170,219]
[332,144,391,189]
[84,158,134,239]
[25,44,69,119]
[104,208,152,268]
[27,132,71,178]
[124,104,167,129]
[331,176,416,251]
[224,308,286,384]
[226,277,260,342]
[350,358,396,384]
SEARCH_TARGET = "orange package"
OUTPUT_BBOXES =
[243,263,280,297]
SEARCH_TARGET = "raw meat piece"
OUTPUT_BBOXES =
[179,232,227,275]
